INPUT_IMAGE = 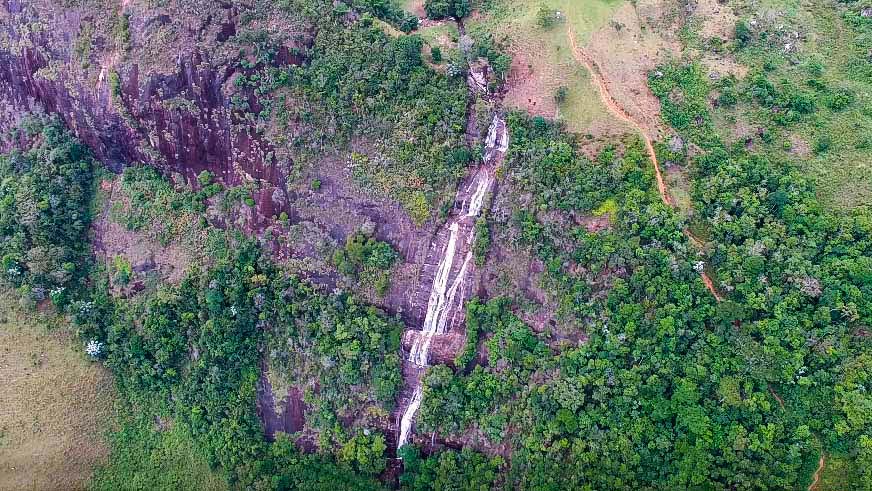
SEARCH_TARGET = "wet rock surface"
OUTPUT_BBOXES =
[256,367,306,442]
[393,115,508,450]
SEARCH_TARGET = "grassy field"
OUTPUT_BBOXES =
[468,0,626,134]
[0,298,115,490]
[691,0,872,210]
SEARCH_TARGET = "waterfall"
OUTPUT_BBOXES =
[466,171,491,218]
[396,115,507,451]
[398,386,423,451]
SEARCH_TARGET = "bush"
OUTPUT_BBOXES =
[115,13,131,51]
[112,256,132,286]
[425,0,450,19]
[196,170,213,187]
[332,232,399,296]
[734,19,753,47]
[554,86,569,105]
[472,217,491,266]
[425,0,470,20]
[813,134,832,154]
[536,5,563,29]
[826,87,855,111]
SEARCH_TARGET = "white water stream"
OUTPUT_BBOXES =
[397,116,507,451]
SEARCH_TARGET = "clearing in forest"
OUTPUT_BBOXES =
[0,301,115,490]
[469,0,675,138]
[471,0,620,134]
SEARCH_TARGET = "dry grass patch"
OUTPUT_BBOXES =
[0,300,115,491]
[401,0,426,18]
[472,0,678,140]
[695,0,739,40]
[585,0,679,138]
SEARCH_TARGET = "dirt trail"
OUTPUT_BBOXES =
[699,272,723,302]
[566,26,725,301]
[808,454,826,491]
[768,385,786,410]
[567,26,670,206]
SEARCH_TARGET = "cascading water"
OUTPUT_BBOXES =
[407,172,490,366]
[396,115,508,451]
[397,386,423,451]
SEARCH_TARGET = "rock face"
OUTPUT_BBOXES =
[0,2,461,312]
[0,0,305,212]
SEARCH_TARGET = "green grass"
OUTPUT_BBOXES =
[705,0,872,210]
[417,21,459,47]
[467,0,623,132]
[90,410,229,491]
[537,0,623,45]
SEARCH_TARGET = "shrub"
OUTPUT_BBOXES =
[425,0,450,19]
[116,13,131,51]
[735,19,753,47]
[554,86,569,105]
[813,134,832,154]
[536,5,563,29]
[425,0,470,19]
[805,59,825,77]
[113,256,133,286]
[473,217,491,266]
[108,71,122,98]
[826,88,855,111]
[196,170,213,187]
[332,232,399,296]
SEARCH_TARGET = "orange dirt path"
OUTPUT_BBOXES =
[700,271,723,302]
[565,28,836,491]
[566,26,724,301]
[568,31,826,491]
[565,30,838,490]
[567,26,670,206]
[769,385,786,410]
[807,454,826,491]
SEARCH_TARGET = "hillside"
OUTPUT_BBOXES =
[0,0,870,490]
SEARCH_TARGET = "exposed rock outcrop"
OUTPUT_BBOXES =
[0,0,307,221]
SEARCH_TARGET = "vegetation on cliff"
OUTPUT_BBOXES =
[0,116,95,308]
